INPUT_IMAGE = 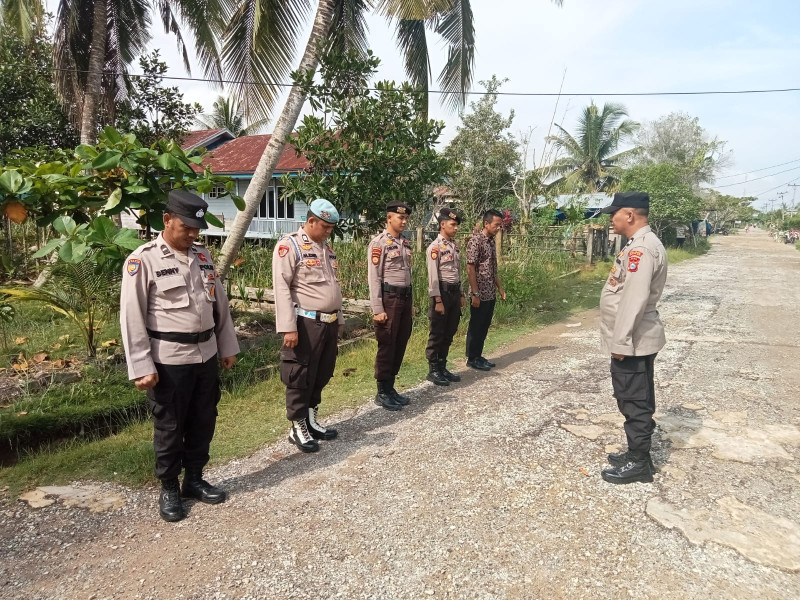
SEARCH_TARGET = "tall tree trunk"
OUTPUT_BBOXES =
[216,0,336,280]
[80,0,108,145]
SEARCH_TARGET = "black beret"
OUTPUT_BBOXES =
[386,201,412,216]
[437,207,461,224]
[165,189,209,228]
[600,191,650,214]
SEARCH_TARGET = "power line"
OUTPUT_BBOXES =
[714,158,800,179]
[6,63,800,97]
[753,175,800,198]
[710,165,800,189]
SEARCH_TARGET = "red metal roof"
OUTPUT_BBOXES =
[196,135,309,175]
[180,129,228,150]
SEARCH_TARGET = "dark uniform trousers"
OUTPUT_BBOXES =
[610,354,657,457]
[281,316,339,421]
[147,356,221,481]
[466,299,496,360]
[374,292,413,380]
[425,288,462,362]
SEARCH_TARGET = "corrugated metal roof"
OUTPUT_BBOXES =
[181,129,230,151]
[197,135,309,174]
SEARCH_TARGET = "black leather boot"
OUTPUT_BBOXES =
[374,380,402,410]
[608,450,655,471]
[389,377,410,406]
[466,357,490,371]
[289,419,321,452]
[440,359,461,382]
[308,405,338,440]
[182,468,227,504]
[479,356,496,368]
[601,457,654,484]
[427,360,450,386]
[159,478,185,522]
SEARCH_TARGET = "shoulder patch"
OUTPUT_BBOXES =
[628,261,639,273]
[278,245,290,258]
[430,249,439,260]
[629,250,644,258]
[126,258,141,276]
[371,246,382,266]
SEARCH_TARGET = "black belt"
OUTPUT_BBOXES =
[440,282,462,293]
[382,282,413,297]
[147,328,214,344]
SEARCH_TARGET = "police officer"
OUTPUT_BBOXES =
[425,207,466,386]
[368,201,414,410]
[272,199,343,453]
[598,192,668,484]
[120,189,240,522]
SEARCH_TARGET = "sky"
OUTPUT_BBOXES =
[48,0,800,210]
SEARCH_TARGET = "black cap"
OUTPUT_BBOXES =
[600,191,650,214]
[386,201,412,216]
[165,189,209,228]
[437,206,461,224]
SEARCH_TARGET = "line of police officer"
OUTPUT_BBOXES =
[121,190,666,522]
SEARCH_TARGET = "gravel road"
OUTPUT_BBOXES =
[2,229,799,600]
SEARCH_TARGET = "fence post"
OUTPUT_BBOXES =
[495,229,503,259]
[585,226,594,264]
[416,227,423,252]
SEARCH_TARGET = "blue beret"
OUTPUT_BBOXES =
[308,198,339,224]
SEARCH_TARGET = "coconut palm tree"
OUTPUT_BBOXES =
[546,101,639,193]
[0,0,227,144]
[196,96,269,137]
[217,0,567,277]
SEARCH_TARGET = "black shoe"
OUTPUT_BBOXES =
[439,359,461,382]
[466,357,490,371]
[601,459,654,484]
[390,386,411,406]
[375,380,403,411]
[608,451,654,471]
[182,469,227,504]
[307,406,338,440]
[479,356,496,368]
[159,478,185,522]
[289,420,321,452]
[427,362,450,386]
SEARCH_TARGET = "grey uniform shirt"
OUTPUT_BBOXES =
[272,228,344,333]
[367,230,412,314]
[426,234,462,297]
[599,225,668,356]
[120,234,240,380]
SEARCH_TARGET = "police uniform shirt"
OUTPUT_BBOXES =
[599,225,668,356]
[426,234,461,297]
[120,234,240,380]
[272,228,344,333]
[367,230,413,314]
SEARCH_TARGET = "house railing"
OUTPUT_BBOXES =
[247,219,305,236]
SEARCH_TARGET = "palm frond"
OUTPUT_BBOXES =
[0,0,45,42]
[165,0,228,81]
[394,18,430,115]
[375,0,448,20]
[433,0,474,113]
[329,0,371,58]
[221,0,312,121]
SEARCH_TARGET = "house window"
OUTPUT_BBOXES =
[208,183,228,199]
[256,185,293,220]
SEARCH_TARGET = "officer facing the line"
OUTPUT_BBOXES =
[425,207,466,386]
[368,201,414,411]
[120,189,240,522]
[272,199,343,453]
[598,191,668,484]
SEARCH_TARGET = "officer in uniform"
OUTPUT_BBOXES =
[425,207,466,386]
[368,201,414,411]
[272,199,343,453]
[598,192,668,484]
[120,189,240,522]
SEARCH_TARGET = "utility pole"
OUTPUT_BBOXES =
[777,191,787,223]
[789,183,800,206]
